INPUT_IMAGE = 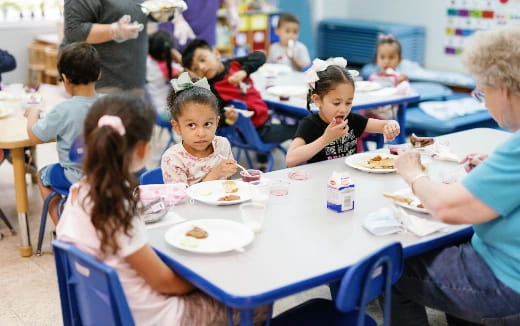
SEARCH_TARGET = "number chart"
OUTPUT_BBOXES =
[445,0,520,55]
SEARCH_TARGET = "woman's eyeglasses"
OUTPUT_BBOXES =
[472,89,485,103]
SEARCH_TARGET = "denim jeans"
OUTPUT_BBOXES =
[391,242,520,325]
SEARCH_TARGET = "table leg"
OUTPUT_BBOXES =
[11,148,32,257]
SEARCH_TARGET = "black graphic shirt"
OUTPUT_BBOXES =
[294,112,368,164]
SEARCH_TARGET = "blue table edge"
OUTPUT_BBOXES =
[154,224,473,309]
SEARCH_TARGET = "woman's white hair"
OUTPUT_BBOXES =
[462,24,520,95]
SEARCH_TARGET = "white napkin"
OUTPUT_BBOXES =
[145,211,186,229]
[363,207,403,236]
[393,206,447,237]
[423,143,459,162]
[419,97,486,120]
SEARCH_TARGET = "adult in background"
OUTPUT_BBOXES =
[62,0,147,95]
[391,25,520,325]
[172,0,239,50]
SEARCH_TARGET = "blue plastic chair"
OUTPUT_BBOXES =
[271,242,403,326]
[139,167,164,185]
[36,136,85,255]
[69,136,85,164]
[219,100,287,172]
[0,208,15,239]
[36,164,71,256]
[52,240,135,326]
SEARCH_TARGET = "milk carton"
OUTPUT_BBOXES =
[327,171,355,212]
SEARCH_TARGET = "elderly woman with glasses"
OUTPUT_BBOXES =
[390,25,520,325]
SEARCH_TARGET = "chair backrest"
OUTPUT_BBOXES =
[335,242,403,326]
[139,167,164,184]
[227,113,267,150]
[69,136,85,164]
[53,240,135,326]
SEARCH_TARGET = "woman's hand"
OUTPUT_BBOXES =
[322,118,349,144]
[395,150,424,184]
[460,153,488,172]
[383,120,400,142]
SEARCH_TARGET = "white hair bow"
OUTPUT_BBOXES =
[305,57,359,90]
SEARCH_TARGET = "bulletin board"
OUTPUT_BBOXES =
[445,0,520,55]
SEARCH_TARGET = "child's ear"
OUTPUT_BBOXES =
[212,48,221,61]
[311,93,321,106]
[172,119,181,135]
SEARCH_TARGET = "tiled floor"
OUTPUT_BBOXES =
[0,128,448,325]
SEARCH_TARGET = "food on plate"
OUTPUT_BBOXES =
[382,192,413,205]
[218,194,241,201]
[186,226,208,239]
[222,180,239,193]
[410,133,435,148]
[417,203,424,209]
[364,155,395,169]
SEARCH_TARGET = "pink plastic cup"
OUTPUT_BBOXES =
[240,169,262,182]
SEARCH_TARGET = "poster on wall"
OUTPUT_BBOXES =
[445,0,520,55]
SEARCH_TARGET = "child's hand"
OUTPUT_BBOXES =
[228,70,247,86]
[224,107,238,125]
[323,118,349,144]
[383,120,400,142]
[214,159,238,179]
[24,106,41,118]
[397,73,408,83]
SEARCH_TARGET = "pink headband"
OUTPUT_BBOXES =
[97,115,126,136]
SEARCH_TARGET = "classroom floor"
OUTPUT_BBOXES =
[0,127,448,325]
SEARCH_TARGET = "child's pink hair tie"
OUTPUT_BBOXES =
[98,115,126,136]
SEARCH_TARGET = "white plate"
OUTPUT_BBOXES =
[187,180,251,205]
[164,219,255,253]
[345,153,397,173]
[0,107,13,118]
[266,85,308,97]
[355,81,383,92]
[259,63,292,75]
[389,188,428,214]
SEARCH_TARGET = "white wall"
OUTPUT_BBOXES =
[0,20,60,84]
[314,0,465,72]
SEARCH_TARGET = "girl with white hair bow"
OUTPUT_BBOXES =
[285,57,400,167]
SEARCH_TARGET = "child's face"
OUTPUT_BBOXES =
[275,22,300,46]
[312,82,354,124]
[189,48,223,80]
[172,103,219,157]
[376,43,402,72]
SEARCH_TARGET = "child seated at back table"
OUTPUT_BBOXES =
[365,34,409,120]
[286,57,400,167]
[267,12,311,71]
[57,93,268,325]
[182,39,297,170]
[26,42,99,224]
[161,72,237,185]
[146,30,182,124]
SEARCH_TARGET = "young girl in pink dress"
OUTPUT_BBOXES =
[57,93,267,325]
[161,72,238,185]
